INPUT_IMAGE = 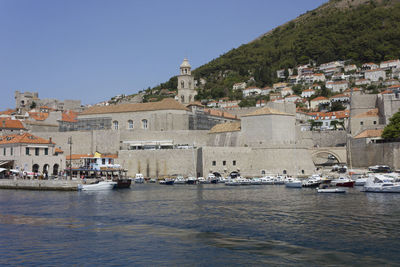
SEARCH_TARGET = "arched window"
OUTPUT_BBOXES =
[181,95,185,103]
[113,121,119,130]
[184,69,187,74]
[189,81,192,88]
[142,119,148,129]
[128,120,134,129]
[53,164,59,176]
[32,164,39,173]
[181,81,184,88]
[189,95,192,103]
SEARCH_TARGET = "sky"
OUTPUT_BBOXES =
[0,0,327,110]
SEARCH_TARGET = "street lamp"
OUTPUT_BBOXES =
[68,137,72,180]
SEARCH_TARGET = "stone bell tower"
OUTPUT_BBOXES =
[177,58,197,104]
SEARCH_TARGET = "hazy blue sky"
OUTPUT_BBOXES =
[0,0,327,110]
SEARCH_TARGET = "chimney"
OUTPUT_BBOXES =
[49,137,52,143]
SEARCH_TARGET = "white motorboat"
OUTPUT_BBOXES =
[317,188,346,193]
[355,177,368,186]
[302,175,322,188]
[260,176,275,185]
[250,178,263,185]
[225,179,241,186]
[174,176,187,184]
[134,173,145,183]
[285,178,302,188]
[363,175,400,193]
[197,177,208,184]
[78,181,117,191]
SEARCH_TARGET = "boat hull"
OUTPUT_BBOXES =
[114,179,132,189]
[78,181,117,191]
[317,188,346,193]
[286,182,302,188]
[334,181,355,187]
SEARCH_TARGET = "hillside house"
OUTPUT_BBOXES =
[344,64,357,73]
[380,59,400,70]
[355,79,371,86]
[232,82,246,90]
[364,69,386,82]
[243,87,262,97]
[361,62,379,71]
[310,96,330,110]
[301,89,316,98]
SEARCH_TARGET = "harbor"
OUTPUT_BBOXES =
[1,183,400,266]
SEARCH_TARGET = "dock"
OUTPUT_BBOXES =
[0,179,80,191]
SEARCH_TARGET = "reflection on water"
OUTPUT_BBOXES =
[0,185,400,265]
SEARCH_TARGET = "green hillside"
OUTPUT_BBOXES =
[152,0,400,101]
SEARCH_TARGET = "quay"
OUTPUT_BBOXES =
[0,179,80,191]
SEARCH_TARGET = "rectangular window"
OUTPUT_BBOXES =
[10,147,13,156]
[223,160,226,166]
[3,148,5,156]
[44,148,48,155]
[360,121,364,125]
[233,160,236,166]
[212,161,216,166]
[26,147,30,155]
[373,121,377,125]
[35,148,39,156]
[102,158,106,165]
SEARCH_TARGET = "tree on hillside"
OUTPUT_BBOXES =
[382,111,400,139]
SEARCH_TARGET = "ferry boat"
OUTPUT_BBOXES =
[68,153,131,189]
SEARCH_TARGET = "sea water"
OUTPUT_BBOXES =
[0,184,399,266]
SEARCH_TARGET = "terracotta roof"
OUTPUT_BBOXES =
[80,98,189,115]
[365,68,384,72]
[310,110,349,120]
[186,101,204,107]
[203,108,238,120]
[389,85,400,89]
[311,96,329,102]
[0,109,16,116]
[61,110,78,122]
[354,129,383,139]
[209,122,241,134]
[0,133,53,145]
[55,147,64,154]
[303,89,315,92]
[380,90,394,95]
[353,108,379,118]
[66,153,118,160]
[242,107,293,117]
[0,119,25,129]
[330,93,349,99]
[29,112,49,121]
[344,87,362,93]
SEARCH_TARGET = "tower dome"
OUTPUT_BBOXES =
[180,58,191,68]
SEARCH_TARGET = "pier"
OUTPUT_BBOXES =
[0,179,80,191]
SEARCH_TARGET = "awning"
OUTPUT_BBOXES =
[0,160,12,167]
[0,168,6,173]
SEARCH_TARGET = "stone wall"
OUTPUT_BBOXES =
[201,146,316,178]
[309,131,347,147]
[350,139,400,169]
[350,94,377,117]
[117,148,198,178]
[34,129,210,155]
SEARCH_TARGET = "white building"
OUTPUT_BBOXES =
[328,81,349,93]
[380,59,400,70]
[344,64,358,72]
[364,68,386,82]
[355,79,371,86]
[310,96,330,110]
[301,89,316,98]
[232,82,247,90]
[243,87,262,97]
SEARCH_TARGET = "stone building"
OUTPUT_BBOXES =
[15,91,82,113]
[0,133,65,175]
[177,58,197,104]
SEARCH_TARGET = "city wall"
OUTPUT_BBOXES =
[350,139,400,169]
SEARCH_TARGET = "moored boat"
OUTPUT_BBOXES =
[159,178,174,185]
[78,180,117,191]
[285,177,302,188]
[331,177,355,187]
[363,175,400,193]
[317,188,346,193]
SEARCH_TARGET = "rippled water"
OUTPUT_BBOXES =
[0,184,399,266]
